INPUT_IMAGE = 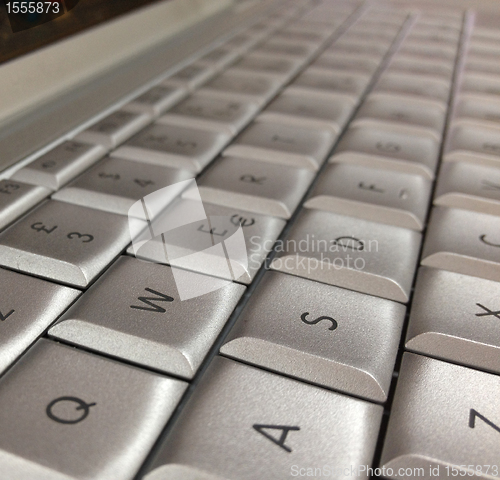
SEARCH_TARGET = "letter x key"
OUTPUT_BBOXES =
[476,303,500,320]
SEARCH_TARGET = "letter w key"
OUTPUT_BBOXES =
[130,288,174,313]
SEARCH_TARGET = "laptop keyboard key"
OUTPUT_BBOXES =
[158,93,259,135]
[74,110,151,149]
[144,357,383,480]
[194,156,315,219]
[355,93,447,133]
[49,256,245,378]
[271,209,421,303]
[261,89,355,132]
[406,267,500,374]
[225,121,336,171]
[113,123,230,173]
[52,156,193,216]
[167,63,215,91]
[222,271,405,402]
[305,163,432,231]
[11,140,106,191]
[433,161,500,215]
[0,200,138,288]
[292,69,370,97]
[380,353,500,479]
[130,199,285,284]
[200,70,282,105]
[374,72,451,103]
[421,207,500,282]
[0,269,79,376]
[0,180,50,231]
[125,84,187,118]
[333,123,441,179]
[0,339,186,480]
[444,121,500,168]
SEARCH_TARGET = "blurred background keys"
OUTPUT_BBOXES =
[75,110,151,150]
[12,140,106,191]
[271,209,421,303]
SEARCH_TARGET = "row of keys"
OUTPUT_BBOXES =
[379,14,500,480]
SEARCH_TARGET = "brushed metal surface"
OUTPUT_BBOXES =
[0,200,138,287]
[0,268,79,375]
[421,207,500,281]
[11,141,107,191]
[146,356,383,480]
[0,339,186,480]
[434,161,500,216]
[222,271,405,401]
[50,256,245,378]
[0,180,50,231]
[113,122,231,173]
[224,120,337,171]
[193,155,315,219]
[271,209,421,303]
[305,162,431,231]
[406,267,500,374]
[380,353,500,479]
[130,198,285,284]
[53,156,193,216]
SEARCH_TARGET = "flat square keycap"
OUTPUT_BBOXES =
[433,161,500,216]
[421,207,500,282]
[380,353,500,478]
[0,179,50,231]
[332,122,441,179]
[222,271,405,402]
[305,162,432,231]
[144,356,383,480]
[224,120,336,171]
[260,89,356,133]
[406,267,500,374]
[193,156,315,219]
[0,268,79,375]
[0,339,186,480]
[0,200,139,288]
[355,93,447,133]
[52,156,193,216]
[444,120,500,168]
[271,209,421,303]
[113,123,231,173]
[129,198,285,285]
[49,256,245,378]
[158,93,259,136]
[74,110,151,149]
[11,140,106,191]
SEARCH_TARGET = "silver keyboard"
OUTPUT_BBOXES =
[1,0,500,479]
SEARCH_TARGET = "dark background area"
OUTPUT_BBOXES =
[0,0,166,65]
